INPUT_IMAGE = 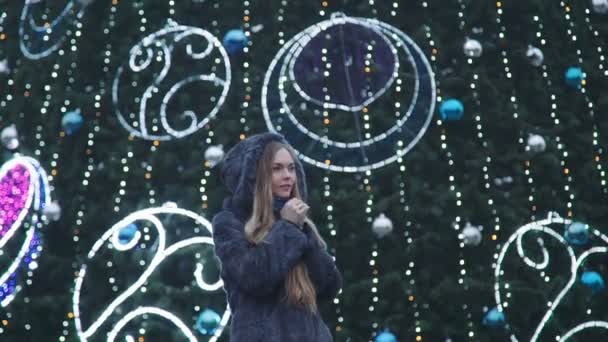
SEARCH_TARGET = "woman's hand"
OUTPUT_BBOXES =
[280,198,309,227]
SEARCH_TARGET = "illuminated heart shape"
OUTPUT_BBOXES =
[0,156,50,307]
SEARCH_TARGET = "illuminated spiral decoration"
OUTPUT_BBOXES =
[494,212,608,341]
[19,0,90,60]
[113,21,231,141]
[0,155,51,307]
[262,12,435,172]
[73,206,229,342]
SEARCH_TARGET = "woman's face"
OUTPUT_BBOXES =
[271,148,296,198]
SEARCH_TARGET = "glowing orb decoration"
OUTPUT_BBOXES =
[19,0,90,60]
[73,206,229,342]
[494,212,608,341]
[262,12,436,172]
[0,156,51,307]
[113,21,231,141]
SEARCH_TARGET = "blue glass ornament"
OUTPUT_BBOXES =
[565,66,584,88]
[61,109,84,135]
[564,221,589,246]
[482,307,505,328]
[195,308,221,335]
[375,329,397,342]
[439,99,464,121]
[223,29,248,55]
[581,271,605,294]
[118,223,138,245]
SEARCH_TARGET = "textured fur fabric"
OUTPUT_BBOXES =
[213,132,341,341]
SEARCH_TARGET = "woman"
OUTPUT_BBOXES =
[212,132,342,342]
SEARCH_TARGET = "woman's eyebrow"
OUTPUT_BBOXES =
[272,162,295,166]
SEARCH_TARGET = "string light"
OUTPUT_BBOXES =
[420,0,476,338]
[530,11,575,217]
[239,0,253,141]
[559,1,607,194]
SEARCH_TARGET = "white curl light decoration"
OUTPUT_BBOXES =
[72,206,230,341]
[112,21,231,141]
[261,12,436,172]
[19,0,90,60]
[494,212,608,341]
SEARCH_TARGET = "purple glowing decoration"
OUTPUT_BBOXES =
[0,156,51,307]
[0,165,32,239]
[292,22,396,109]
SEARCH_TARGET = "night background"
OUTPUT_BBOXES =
[1,0,608,341]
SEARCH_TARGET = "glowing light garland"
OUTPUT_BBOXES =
[72,206,229,342]
[262,13,436,172]
[494,212,608,341]
[112,22,231,141]
[19,0,90,60]
[0,156,51,307]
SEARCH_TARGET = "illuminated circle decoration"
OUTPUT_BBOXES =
[0,156,51,307]
[494,212,608,341]
[73,206,230,342]
[19,0,90,60]
[112,21,232,141]
[262,12,436,172]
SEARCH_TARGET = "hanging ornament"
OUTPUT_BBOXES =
[439,99,464,121]
[462,222,482,246]
[463,38,483,58]
[482,307,505,328]
[77,0,95,6]
[372,213,393,238]
[0,59,9,75]
[61,109,84,135]
[222,29,249,55]
[581,271,605,294]
[195,308,221,335]
[592,0,608,14]
[565,66,584,88]
[526,46,544,67]
[117,223,138,245]
[526,134,546,153]
[375,329,398,342]
[1,124,20,150]
[204,145,225,168]
[42,201,61,221]
[564,221,590,246]
[493,176,513,187]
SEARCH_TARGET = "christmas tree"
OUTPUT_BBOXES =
[0,0,608,341]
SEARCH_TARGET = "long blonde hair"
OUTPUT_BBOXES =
[244,142,326,312]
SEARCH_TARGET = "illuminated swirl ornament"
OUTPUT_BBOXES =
[262,12,435,172]
[494,212,608,341]
[19,0,91,60]
[73,206,229,342]
[113,21,231,141]
[0,156,51,307]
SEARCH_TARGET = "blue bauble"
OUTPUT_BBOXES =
[439,99,464,121]
[118,223,138,245]
[223,29,248,55]
[564,221,589,246]
[61,109,84,135]
[375,329,397,342]
[581,271,605,294]
[195,308,221,335]
[565,66,584,88]
[482,307,505,328]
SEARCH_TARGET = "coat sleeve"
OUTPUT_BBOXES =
[212,209,310,297]
[302,226,342,300]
